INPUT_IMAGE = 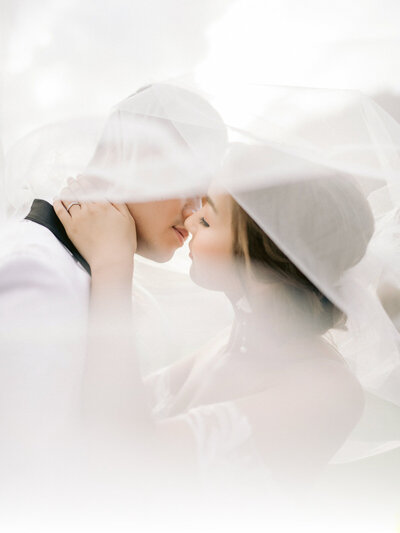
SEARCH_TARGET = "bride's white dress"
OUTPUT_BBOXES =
[149,333,263,484]
[146,343,400,512]
[143,324,359,489]
[133,263,400,493]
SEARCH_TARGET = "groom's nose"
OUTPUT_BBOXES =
[182,197,201,221]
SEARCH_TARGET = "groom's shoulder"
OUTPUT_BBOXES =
[0,220,90,327]
[0,219,88,282]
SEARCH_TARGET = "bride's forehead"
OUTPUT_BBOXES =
[206,185,231,211]
[207,182,229,200]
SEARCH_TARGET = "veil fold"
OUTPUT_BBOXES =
[2,80,399,462]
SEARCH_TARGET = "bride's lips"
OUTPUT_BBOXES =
[172,226,189,246]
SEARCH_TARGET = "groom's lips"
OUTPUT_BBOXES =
[172,226,188,245]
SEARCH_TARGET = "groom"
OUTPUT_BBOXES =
[0,83,226,438]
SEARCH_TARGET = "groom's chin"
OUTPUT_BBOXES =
[137,246,176,263]
[154,251,175,263]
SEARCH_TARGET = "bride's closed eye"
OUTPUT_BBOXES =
[200,217,210,227]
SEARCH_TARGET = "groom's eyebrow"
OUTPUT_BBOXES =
[204,195,218,213]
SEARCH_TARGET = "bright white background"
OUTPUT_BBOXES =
[0,4,400,530]
[1,0,400,152]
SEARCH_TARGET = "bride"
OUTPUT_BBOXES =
[53,139,378,490]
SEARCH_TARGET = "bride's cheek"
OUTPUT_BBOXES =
[196,235,217,257]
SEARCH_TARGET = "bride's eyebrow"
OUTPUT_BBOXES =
[204,195,218,214]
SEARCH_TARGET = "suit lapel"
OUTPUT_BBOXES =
[25,199,91,275]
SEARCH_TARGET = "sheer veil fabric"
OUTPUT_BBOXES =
[1,81,400,499]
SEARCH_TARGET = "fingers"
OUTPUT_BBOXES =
[76,173,107,197]
[110,202,133,218]
[59,177,86,202]
[64,201,82,216]
[66,177,86,201]
[58,185,77,204]
[58,176,87,202]
[57,176,94,217]
[57,175,130,220]
[58,194,82,217]
[53,199,72,224]
[55,182,83,219]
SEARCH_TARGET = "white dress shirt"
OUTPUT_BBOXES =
[0,219,90,441]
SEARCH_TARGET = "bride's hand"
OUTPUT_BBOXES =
[54,178,137,274]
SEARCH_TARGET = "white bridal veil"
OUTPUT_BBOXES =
[1,81,400,470]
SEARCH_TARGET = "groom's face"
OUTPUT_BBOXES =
[126,197,199,262]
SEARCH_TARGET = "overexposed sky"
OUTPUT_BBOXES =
[1,0,400,150]
[1,0,232,148]
[198,0,400,93]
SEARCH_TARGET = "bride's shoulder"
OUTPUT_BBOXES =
[286,339,365,417]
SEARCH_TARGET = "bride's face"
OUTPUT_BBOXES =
[184,188,238,292]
